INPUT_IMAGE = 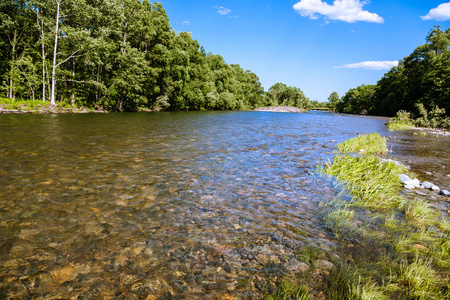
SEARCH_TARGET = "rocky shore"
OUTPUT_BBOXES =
[253,106,306,113]
[413,127,450,136]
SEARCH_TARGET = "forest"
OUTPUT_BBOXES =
[1,0,311,112]
[331,26,450,119]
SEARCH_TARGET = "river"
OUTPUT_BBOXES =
[0,111,448,298]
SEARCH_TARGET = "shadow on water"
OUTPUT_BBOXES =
[0,111,448,298]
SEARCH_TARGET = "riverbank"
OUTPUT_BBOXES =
[0,101,308,114]
[0,100,107,114]
[0,107,106,114]
[321,133,450,299]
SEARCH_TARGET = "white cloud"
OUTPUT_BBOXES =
[293,0,384,23]
[182,21,191,25]
[421,2,450,21]
[334,61,399,70]
[215,6,231,15]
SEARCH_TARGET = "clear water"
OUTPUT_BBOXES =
[0,111,448,298]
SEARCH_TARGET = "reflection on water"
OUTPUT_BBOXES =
[0,111,448,298]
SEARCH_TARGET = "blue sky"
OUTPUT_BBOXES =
[160,0,450,102]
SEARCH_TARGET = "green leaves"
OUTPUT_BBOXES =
[268,82,309,109]
[1,0,266,111]
[339,26,450,119]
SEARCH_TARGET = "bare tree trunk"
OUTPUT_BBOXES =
[9,29,17,100]
[40,18,46,101]
[71,57,76,105]
[50,0,61,106]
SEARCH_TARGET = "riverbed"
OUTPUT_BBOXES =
[0,111,448,298]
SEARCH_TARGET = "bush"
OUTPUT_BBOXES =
[387,105,450,130]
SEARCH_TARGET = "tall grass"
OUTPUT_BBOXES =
[320,134,450,299]
[0,98,50,110]
[324,154,406,210]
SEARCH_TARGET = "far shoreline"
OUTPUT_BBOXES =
[252,106,307,113]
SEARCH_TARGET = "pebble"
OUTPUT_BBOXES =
[315,260,335,271]
[413,244,429,252]
[415,191,427,196]
[440,190,450,196]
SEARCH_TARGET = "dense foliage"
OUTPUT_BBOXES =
[266,82,310,110]
[0,0,275,111]
[332,26,450,118]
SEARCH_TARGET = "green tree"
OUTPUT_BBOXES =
[0,0,266,111]
[268,82,309,109]
[338,84,376,114]
[373,26,450,117]
[328,91,340,112]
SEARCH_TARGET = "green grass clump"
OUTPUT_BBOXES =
[386,122,415,131]
[324,154,407,210]
[337,133,387,154]
[0,98,50,110]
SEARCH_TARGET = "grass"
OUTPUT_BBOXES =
[336,133,387,154]
[0,97,99,113]
[323,154,407,210]
[0,97,50,110]
[386,122,415,131]
[319,133,450,299]
[265,280,310,300]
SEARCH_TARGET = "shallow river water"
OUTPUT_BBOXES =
[0,111,448,299]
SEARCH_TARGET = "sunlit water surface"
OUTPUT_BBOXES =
[0,111,448,298]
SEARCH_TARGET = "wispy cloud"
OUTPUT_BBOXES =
[293,0,384,23]
[421,2,450,21]
[215,5,231,16]
[182,21,191,25]
[334,61,399,70]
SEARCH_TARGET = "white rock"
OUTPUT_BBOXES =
[431,185,440,192]
[404,179,420,189]
[404,184,416,190]
[399,174,412,183]
[420,182,434,189]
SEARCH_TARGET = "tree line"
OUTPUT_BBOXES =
[329,26,450,118]
[1,0,311,112]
